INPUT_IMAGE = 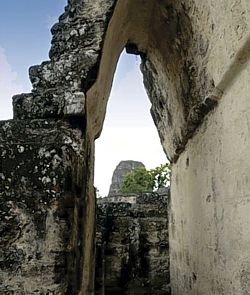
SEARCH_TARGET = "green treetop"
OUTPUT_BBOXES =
[120,163,171,194]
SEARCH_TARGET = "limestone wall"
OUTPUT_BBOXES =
[0,120,86,294]
[170,44,250,295]
[167,1,250,294]
[95,193,170,295]
[1,0,250,294]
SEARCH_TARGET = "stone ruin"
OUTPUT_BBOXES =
[96,162,170,295]
[96,192,170,295]
[1,0,250,294]
[108,160,145,197]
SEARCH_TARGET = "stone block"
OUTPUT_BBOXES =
[0,119,85,294]
[95,192,170,295]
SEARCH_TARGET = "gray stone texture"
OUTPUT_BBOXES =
[0,119,86,294]
[13,0,117,120]
[1,0,250,294]
[95,192,170,295]
[0,0,118,293]
[108,161,145,196]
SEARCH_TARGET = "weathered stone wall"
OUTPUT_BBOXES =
[165,1,250,294]
[170,45,250,295]
[99,194,138,204]
[95,193,170,295]
[0,0,118,294]
[88,1,250,294]
[1,0,250,294]
[13,0,117,120]
[0,119,86,294]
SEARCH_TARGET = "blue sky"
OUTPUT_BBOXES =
[0,1,167,196]
[0,0,66,91]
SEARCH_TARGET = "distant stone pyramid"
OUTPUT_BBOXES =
[108,160,145,196]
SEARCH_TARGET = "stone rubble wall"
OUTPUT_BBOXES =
[0,119,86,294]
[0,1,117,294]
[95,192,170,295]
[13,0,117,120]
[98,194,138,204]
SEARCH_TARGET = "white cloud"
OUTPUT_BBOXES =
[0,47,24,120]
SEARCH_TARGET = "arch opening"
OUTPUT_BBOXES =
[94,49,167,198]
[1,0,245,293]
[83,1,219,292]
[93,49,170,295]
[86,0,216,164]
